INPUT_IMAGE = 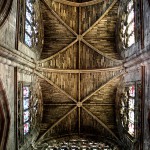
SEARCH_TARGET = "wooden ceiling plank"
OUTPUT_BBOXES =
[35,71,77,103]
[81,71,124,103]
[82,38,122,63]
[37,106,77,142]
[41,0,78,36]
[38,39,78,64]
[37,66,124,73]
[82,106,119,141]
[82,0,118,37]
[53,0,106,7]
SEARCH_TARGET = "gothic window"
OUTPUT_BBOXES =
[120,82,141,139]
[19,0,38,48]
[121,0,135,48]
[18,82,38,147]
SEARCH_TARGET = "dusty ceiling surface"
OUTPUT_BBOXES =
[35,0,124,145]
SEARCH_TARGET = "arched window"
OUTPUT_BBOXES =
[120,82,141,138]
[121,0,135,48]
[18,82,38,147]
[19,0,38,48]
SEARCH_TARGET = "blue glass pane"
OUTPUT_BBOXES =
[26,0,33,12]
[24,110,30,122]
[25,21,32,35]
[25,33,32,47]
[23,98,29,110]
[23,86,30,98]
[26,8,32,22]
[24,122,30,135]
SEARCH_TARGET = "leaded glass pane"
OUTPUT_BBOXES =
[129,98,134,110]
[23,86,30,98]
[128,33,135,47]
[127,10,134,24]
[26,0,33,12]
[127,1,133,11]
[128,122,134,135]
[24,110,30,122]
[24,122,30,135]
[25,21,32,35]
[23,98,29,110]
[129,110,134,122]
[26,8,32,23]
[25,33,32,47]
[129,85,135,97]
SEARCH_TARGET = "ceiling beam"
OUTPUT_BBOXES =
[35,71,77,103]
[82,106,120,141]
[41,0,78,36]
[81,71,124,103]
[37,106,77,143]
[82,0,118,37]
[53,0,107,7]
[83,103,115,106]
[82,38,122,63]
[37,39,78,64]
[36,66,123,73]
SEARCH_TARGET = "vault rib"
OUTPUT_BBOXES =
[37,106,77,142]
[36,66,124,73]
[35,71,77,103]
[81,71,124,103]
[82,0,118,37]
[38,39,78,64]
[82,38,122,63]
[82,106,120,141]
[41,0,78,36]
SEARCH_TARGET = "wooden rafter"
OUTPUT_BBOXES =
[82,39,122,63]
[82,106,120,141]
[41,0,78,36]
[78,107,81,135]
[35,71,77,103]
[36,66,123,73]
[81,72,124,103]
[53,0,107,7]
[37,106,77,142]
[43,104,76,106]
[38,39,78,63]
[82,0,118,37]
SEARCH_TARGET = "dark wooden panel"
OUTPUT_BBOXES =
[43,72,78,99]
[80,42,121,69]
[80,71,121,99]
[40,43,78,69]
[85,77,120,104]
[44,0,79,33]
[81,0,114,33]
[84,2,120,59]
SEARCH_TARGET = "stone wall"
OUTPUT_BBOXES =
[0,63,15,150]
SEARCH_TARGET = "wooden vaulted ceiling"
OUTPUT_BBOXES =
[35,0,124,145]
